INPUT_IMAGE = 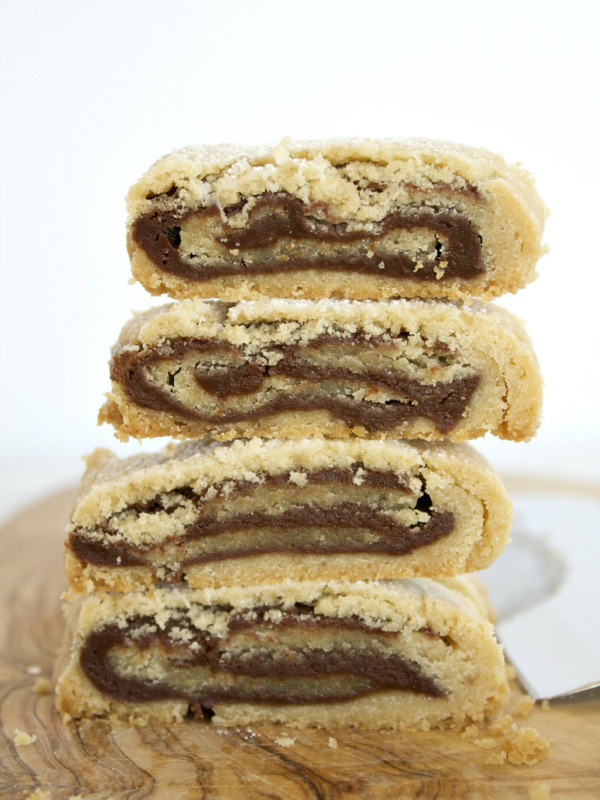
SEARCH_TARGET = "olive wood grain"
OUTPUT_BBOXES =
[0,486,599,799]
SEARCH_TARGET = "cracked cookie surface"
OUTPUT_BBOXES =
[56,577,509,729]
[65,438,512,593]
[126,138,546,301]
[99,298,542,444]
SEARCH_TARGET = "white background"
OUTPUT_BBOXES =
[1,0,599,523]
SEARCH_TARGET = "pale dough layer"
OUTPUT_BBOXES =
[126,138,547,301]
[55,577,508,730]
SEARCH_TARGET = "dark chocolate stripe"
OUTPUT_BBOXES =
[80,609,446,712]
[69,506,454,571]
[181,508,455,565]
[132,191,484,282]
[110,337,480,434]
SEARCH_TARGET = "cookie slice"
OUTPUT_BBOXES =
[126,138,546,301]
[65,438,512,593]
[99,298,542,444]
[55,577,508,729]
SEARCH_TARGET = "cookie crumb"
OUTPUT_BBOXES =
[541,699,551,712]
[473,736,497,750]
[460,723,481,742]
[33,676,52,694]
[511,694,535,718]
[328,736,338,749]
[14,729,37,746]
[288,471,307,487]
[26,665,42,675]
[274,735,295,747]
[488,714,512,735]
[273,135,292,165]
[352,467,366,486]
[529,782,551,800]
[25,789,50,800]
[482,724,551,766]
[462,696,551,767]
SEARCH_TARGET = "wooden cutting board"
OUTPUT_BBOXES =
[1,486,599,800]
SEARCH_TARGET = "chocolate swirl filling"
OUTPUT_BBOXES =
[80,606,447,712]
[68,466,455,578]
[110,336,481,435]
[132,191,484,282]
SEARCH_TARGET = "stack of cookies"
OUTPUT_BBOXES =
[56,139,545,731]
